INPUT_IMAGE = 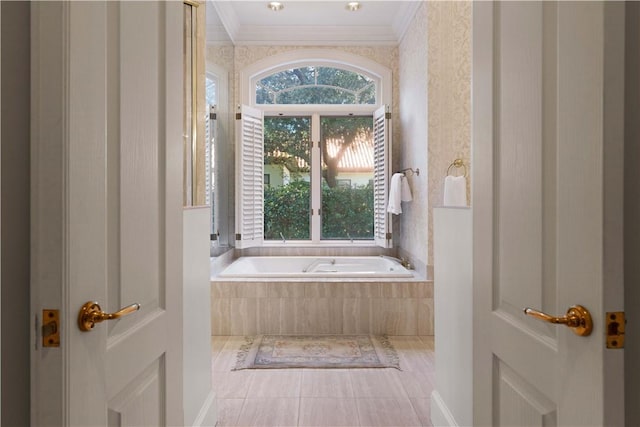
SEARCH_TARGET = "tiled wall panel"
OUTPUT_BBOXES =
[211,280,433,336]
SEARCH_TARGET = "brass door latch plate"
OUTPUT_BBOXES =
[606,311,625,349]
[42,309,60,348]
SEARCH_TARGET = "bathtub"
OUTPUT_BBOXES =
[218,256,414,279]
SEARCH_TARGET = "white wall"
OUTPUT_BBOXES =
[397,2,428,275]
[183,207,216,426]
[431,207,472,427]
[1,2,30,425]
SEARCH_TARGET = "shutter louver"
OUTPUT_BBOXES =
[373,105,392,248]
[235,105,264,248]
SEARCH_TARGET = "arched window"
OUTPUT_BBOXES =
[241,49,391,109]
[256,66,376,105]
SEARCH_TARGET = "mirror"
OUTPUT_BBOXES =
[183,0,207,207]
[183,1,196,205]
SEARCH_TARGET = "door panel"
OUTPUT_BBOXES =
[495,2,548,323]
[473,1,624,426]
[496,360,557,427]
[31,2,183,425]
[106,2,183,425]
[108,358,164,426]
[111,1,164,333]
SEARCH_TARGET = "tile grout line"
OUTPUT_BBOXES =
[297,370,302,427]
[347,369,362,426]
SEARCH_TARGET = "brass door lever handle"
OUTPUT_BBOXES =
[78,301,141,331]
[523,305,593,336]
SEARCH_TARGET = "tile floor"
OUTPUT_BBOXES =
[212,335,435,427]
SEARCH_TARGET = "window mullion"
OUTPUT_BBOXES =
[311,113,321,244]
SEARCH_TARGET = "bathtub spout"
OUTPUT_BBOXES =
[280,232,286,244]
[400,257,414,270]
[302,258,335,273]
[302,258,321,273]
[380,255,413,270]
[346,232,353,243]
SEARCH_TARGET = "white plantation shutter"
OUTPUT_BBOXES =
[373,105,392,248]
[235,104,264,248]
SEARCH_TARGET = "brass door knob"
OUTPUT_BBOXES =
[78,301,141,332]
[523,305,593,336]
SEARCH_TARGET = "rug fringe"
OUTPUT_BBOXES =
[232,335,258,371]
[375,335,401,370]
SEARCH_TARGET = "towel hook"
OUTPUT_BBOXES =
[446,159,467,177]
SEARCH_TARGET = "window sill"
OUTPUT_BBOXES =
[262,240,378,248]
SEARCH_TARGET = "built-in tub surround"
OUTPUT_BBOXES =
[211,254,431,336]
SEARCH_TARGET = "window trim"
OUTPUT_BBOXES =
[262,112,378,244]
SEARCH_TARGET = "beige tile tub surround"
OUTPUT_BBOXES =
[211,280,433,336]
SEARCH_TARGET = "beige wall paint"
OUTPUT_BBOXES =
[426,1,472,266]
[194,1,207,206]
[184,1,207,207]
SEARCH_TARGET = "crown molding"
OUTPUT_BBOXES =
[393,1,422,43]
[211,1,239,43]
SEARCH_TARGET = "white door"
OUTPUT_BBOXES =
[31,2,184,425]
[473,2,625,426]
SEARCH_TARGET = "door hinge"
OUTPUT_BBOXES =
[42,309,60,348]
[235,113,242,120]
[235,233,242,240]
[606,311,625,349]
[386,232,392,240]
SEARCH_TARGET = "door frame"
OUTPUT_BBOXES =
[471,1,626,425]
[30,3,67,423]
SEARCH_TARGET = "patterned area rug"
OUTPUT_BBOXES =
[233,335,400,370]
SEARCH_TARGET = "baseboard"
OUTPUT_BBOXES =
[430,390,459,427]
[192,390,216,427]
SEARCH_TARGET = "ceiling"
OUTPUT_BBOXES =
[207,1,423,45]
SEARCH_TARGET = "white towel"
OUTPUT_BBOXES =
[443,175,467,207]
[387,173,403,214]
[401,175,413,202]
[387,173,413,215]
